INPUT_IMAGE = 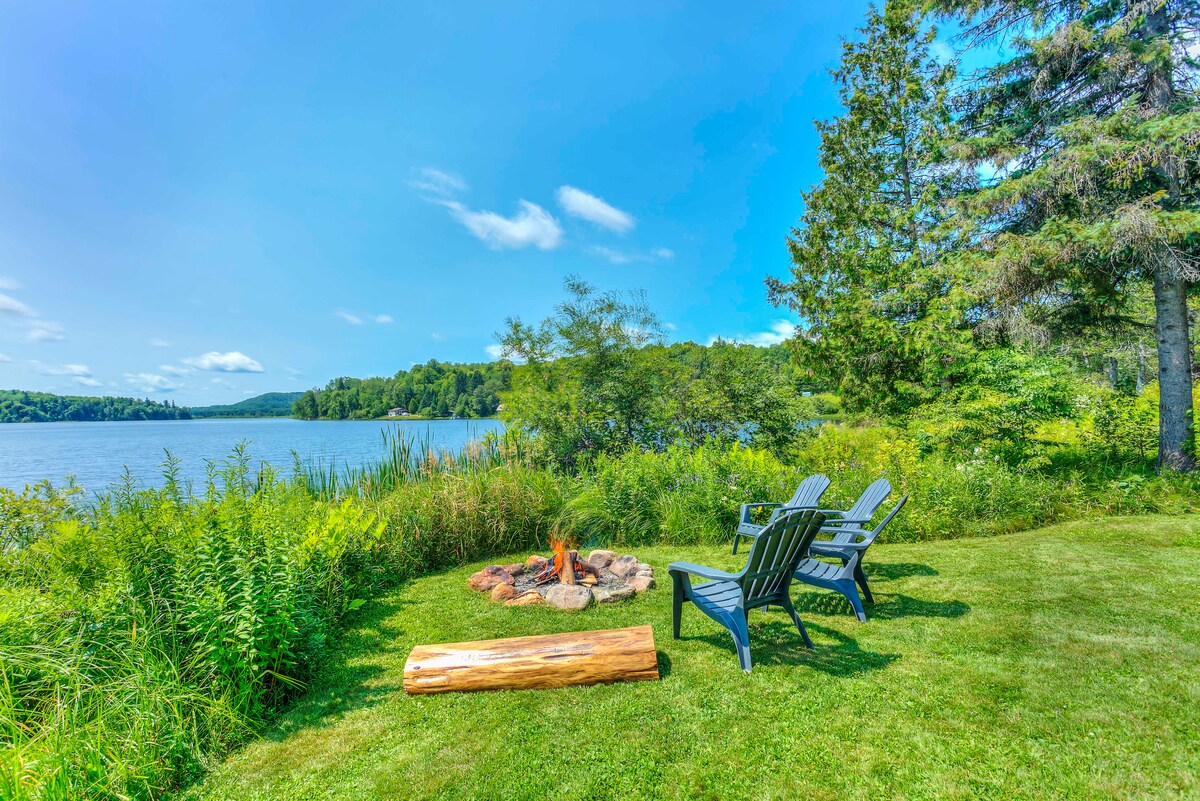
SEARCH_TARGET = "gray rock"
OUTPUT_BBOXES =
[609,555,639,578]
[635,563,653,576]
[545,583,593,611]
[586,550,617,570]
[592,585,636,604]
[627,575,656,593]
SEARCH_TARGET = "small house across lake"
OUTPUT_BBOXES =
[386,407,411,417]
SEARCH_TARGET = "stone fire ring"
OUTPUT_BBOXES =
[468,550,656,610]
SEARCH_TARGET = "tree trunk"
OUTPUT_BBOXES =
[403,625,660,694]
[1153,264,1196,471]
[1108,356,1119,389]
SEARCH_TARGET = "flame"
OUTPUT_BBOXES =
[548,533,573,573]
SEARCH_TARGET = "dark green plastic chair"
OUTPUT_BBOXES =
[732,473,830,554]
[671,509,826,673]
[794,495,909,621]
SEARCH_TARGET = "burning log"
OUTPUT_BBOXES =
[558,549,578,585]
[403,625,660,694]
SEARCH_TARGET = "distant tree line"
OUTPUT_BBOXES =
[292,360,512,420]
[0,390,191,423]
[190,392,303,419]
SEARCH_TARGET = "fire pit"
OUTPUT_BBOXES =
[468,537,655,610]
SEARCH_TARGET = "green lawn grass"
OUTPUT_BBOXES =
[184,516,1200,800]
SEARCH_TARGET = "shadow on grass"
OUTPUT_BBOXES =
[866,562,938,581]
[656,650,673,679]
[682,618,900,676]
[791,590,969,621]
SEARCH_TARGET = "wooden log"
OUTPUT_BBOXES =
[403,625,660,695]
[558,550,578,585]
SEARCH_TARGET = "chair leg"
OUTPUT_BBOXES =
[672,584,684,640]
[853,563,874,604]
[732,533,741,555]
[837,579,867,622]
[728,616,753,673]
[779,595,814,650]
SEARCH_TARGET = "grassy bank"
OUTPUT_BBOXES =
[185,516,1200,800]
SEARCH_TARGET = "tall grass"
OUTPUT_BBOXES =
[297,427,528,501]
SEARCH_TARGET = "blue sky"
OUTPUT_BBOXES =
[0,0,899,404]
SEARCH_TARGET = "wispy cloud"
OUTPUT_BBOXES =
[930,39,954,65]
[589,245,675,265]
[485,343,506,360]
[125,372,177,393]
[708,320,797,347]
[75,377,102,388]
[159,364,192,376]
[440,199,562,250]
[374,314,394,324]
[27,322,65,343]
[0,293,35,317]
[30,361,92,377]
[556,186,634,233]
[183,351,264,373]
[0,277,19,291]
[149,338,172,348]
[0,353,11,363]
[335,309,363,325]
[337,309,393,325]
[430,332,446,341]
[408,167,467,197]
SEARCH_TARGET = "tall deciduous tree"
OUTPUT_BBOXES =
[768,0,978,415]
[934,0,1200,469]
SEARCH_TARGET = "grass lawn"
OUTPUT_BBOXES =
[184,516,1200,800]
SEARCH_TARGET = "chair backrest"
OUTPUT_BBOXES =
[845,478,892,523]
[784,473,831,511]
[828,492,909,545]
[862,495,908,545]
[741,509,824,603]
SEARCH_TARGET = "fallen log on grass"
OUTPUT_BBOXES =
[403,625,660,695]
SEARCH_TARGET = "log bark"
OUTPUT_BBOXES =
[403,625,660,695]
[558,550,577,585]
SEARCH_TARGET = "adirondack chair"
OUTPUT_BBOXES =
[671,509,825,673]
[793,495,909,622]
[732,473,830,554]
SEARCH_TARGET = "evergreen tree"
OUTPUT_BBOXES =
[933,0,1200,469]
[767,0,978,414]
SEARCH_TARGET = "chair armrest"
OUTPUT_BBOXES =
[809,540,869,557]
[820,516,874,526]
[668,562,739,581]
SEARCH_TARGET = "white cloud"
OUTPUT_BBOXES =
[335,309,363,325]
[0,277,19,291]
[0,293,35,317]
[589,245,675,265]
[0,353,11,363]
[283,366,303,377]
[374,314,394,324]
[430,332,446,341]
[556,186,635,233]
[31,361,92,377]
[485,343,506,360]
[125,373,177,393]
[27,322,65,343]
[149,338,172,348]
[210,377,234,389]
[440,199,562,250]
[709,320,797,347]
[408,167,467,197]
[159,364,192,376]
[663,322,678,331]
[930,40,954,65]
[74,377,102,388]
[183,351,264,373]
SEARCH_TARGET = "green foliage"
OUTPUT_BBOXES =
[190,392,304,419]
[0,389,191,423]
[767,0,978,414]
[296,361,510,420]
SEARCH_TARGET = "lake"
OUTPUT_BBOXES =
[0,418,506,492]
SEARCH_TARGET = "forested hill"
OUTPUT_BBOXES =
[0,390,191,423]
[189,392,304,418]
[293,360,512,420]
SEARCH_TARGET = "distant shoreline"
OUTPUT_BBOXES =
[0,416,502,425]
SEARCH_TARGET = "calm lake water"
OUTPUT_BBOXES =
[0,418,506,492]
